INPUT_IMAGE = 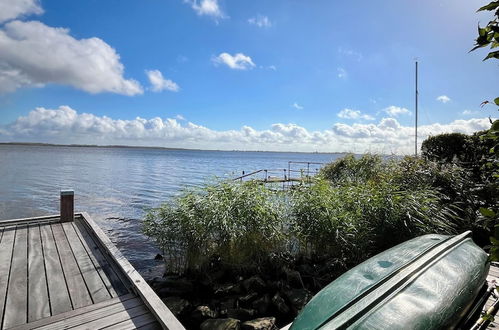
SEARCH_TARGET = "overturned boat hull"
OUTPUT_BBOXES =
[290,231,489,330]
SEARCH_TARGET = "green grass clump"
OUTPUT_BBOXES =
[143,181,286,274]
[291,176,456,265]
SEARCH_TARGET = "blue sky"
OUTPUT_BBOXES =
[0,0,497,153]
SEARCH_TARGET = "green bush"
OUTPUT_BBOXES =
[290,176,455,264]
[319,154,384,185]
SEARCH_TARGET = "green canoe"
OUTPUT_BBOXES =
[289,231,489,330]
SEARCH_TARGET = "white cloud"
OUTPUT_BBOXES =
[437,95,451,103]
[175,114,186,120]
[383,106,411,117]
[2,106,492,154]
[0,0,43,23]
[292,102,304,110]
[184,0,225,19]
[0,20,142,95]
[212,52,255,70]
[338,109,374,121]
[338,47,363,61]
[146,70,179,92]
[248,15,272,28]
[337,67,347,79]
[267,65,277,71]
[462,109,478,116]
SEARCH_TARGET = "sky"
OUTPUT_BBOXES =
[0,0,497,154]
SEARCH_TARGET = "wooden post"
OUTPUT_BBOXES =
[60,190,74,222]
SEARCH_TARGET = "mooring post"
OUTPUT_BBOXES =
[60,190,74,222]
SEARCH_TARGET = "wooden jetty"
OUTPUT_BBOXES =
[482,263,499,329]
[0,191,184,330]
[234,161,324,188]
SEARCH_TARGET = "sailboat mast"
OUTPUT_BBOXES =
[415,61,418,156]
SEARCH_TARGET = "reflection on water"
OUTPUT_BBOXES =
[0,145,341,277]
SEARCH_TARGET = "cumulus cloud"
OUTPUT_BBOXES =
[0,0,43,23]
[437,95,451,103]
[1,106,493,154]
[337,109,374,120]
[383,106,411,117]
[146,70,179,92]
[175,114,186,120]
[248,15,272,28]
[212,52,255,70]
[292,102,304,110]
[0,20,142,95]
[184,0,225,19]
[462,110,478,116]
[338,47,363,61]
[337,67,347,79]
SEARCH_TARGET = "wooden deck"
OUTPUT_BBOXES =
[0,213,184,330]
[485,263,499,329]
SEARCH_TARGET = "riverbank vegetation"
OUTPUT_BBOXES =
[142,126,497,329]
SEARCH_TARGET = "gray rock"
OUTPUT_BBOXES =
[200,318,241,330]
[154,277,194,297]
[215,283,243,295]
[191,305,219,323]
[271,293,290,315]
[242,276,267,293]
[284,268,304,288]
[239,292,258,304]
[251,295,271,315]
[284,289,313,312]
[226,308,257,321]
[220,297,238,313]
[161,296,190,317]
[241,317,276,330]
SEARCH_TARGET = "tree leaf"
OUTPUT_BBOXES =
[480,207,496,218]
[478,1,499,12]
[494,97,499,105]
[484,50,499,60]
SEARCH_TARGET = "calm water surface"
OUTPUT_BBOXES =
[0,145,341,277]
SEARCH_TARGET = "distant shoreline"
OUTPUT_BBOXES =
[0,142,346,155]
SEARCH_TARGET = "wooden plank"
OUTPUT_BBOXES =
[35,297,144,330]
[73,219,129,297]
[69,304,151,330]
[51,222,92,309]
[137,322,163,330]
[28,224,51,322]
[103,313,160,330]
[0,215,61,227]
[0,226,16,328]
[80,212,185,330]
[61,222,111,303]
[10,294,136,330]
[40,223,72,315]
[3,225,28,328]
[489,266,499,275]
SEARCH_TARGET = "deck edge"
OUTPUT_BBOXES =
[79,212,185,330]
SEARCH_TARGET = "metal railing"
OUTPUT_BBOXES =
[233,161,324,189]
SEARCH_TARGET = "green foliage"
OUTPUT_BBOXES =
[471,1,499,261]
[143,153,475,274]
[290,176,454,264]
[471,1,499,59]
[421,133,472,162]
[143,181,286,274]
[319,154,384,184]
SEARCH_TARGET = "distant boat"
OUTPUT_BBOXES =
[289,231,489,329]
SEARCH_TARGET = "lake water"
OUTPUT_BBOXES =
[0,144,341,278]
